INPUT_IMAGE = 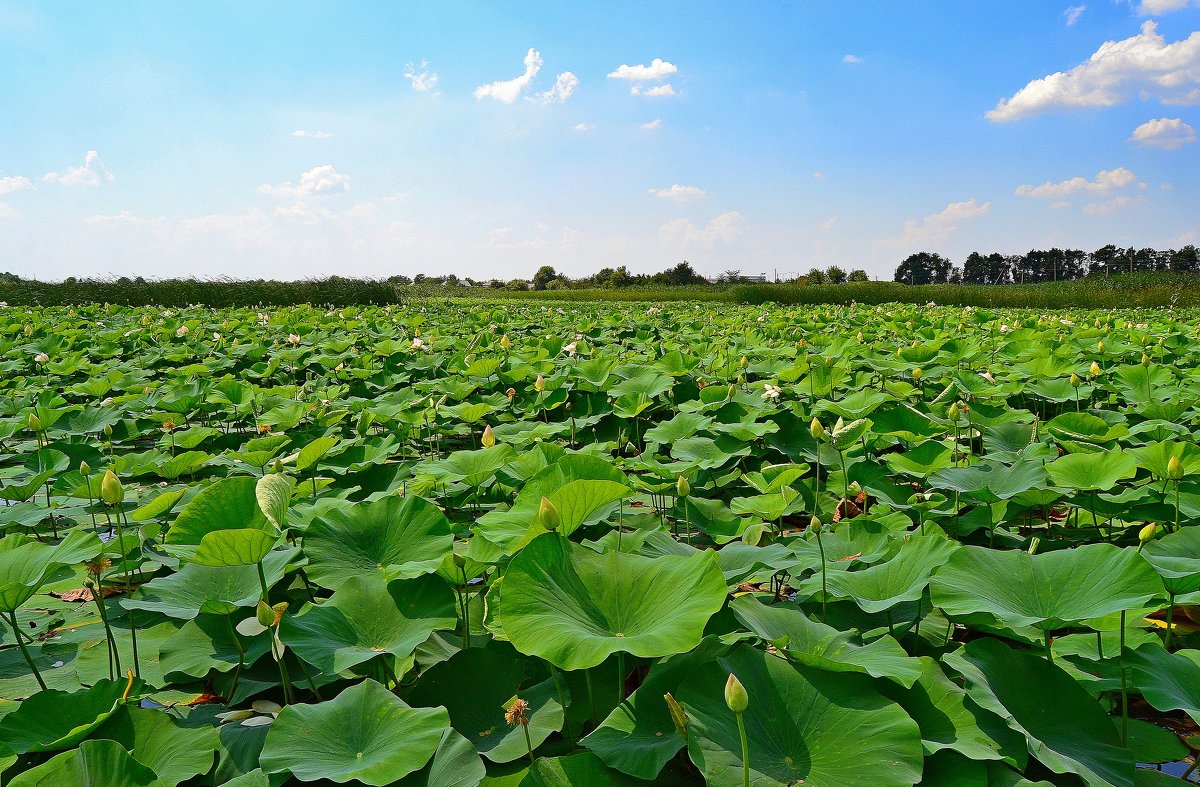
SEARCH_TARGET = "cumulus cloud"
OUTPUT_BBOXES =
[608,58,678,82]
[1015,167,1137,198]
[1134,0,1198,14]
[1130,117,1197,148]
[648,184,707,201]
[1083,194,1147,214]
[257,165,351,197]
[537,71,579,104]
[573,122,595,131]
[660,211,745,248]
[1064,5,1086,26]
[0,176,32,195]
[843,54,863,64]
[640,118,663,130]
[292,130,334,140]
[882,199,991,249]
[986,22,1200,121]
[43,151,114,186]
[631,83,676,96]
[404,60,438,92]
[475,48,543,103]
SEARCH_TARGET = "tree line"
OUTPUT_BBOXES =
[894,244,1200,285]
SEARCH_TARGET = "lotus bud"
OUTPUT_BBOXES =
[1070,373,1081,387]
[500,333,511,350]
[726,384,736,399]
[452,552,466,569]
[810,417,826,442]
[809,514,822,531]
[1138,523,1158,547]
[676,475,691,498]
[103,423,113,437]
[665,693,688,736]
[256,600,276,628]
[1097,340,1105,353]
[947,403,960,421]
[911,367,923,381]
[724,673,749,714]
[1089,361,1101,378]
[100,469,124,506]
[481,424,496,448]
[856,331,863,342]
[27,412,41,432]
[538,496,561,532]
[80,460,91,476]
[1168,455,1184,481]
[534,374,545,392]
[739,356,748,369]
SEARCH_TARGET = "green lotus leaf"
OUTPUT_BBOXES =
[391,728,485,787]
[92,705,219,786]
[1140,527,1200,597]
[303,496,454,591]
[944,638,1133,786]
[521,751,648,786]
[158,614,272,679]
[1127,644,1200,725]
[0,529,103,612]
[678,643,923,787]
[9,739,159,787]
[259,679,450,785]
[1045,448,1139,492]
[931,543,1163,631]
[164,477,270,548]
[281,574,456,674]
[930,460,1048,501]
[123,546,299,619]
[254,472,293,531]
[812,532,960,614]
[0,678,128,754]
[192,528,279,568]
[499,534,726,670]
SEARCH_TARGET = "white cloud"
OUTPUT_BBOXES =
[537,71,579,104]
[987,22,1200,121]
[257,165,351,197]
[475,48,542,104]
[292,130,334,140]
[632,83,676,97]
[640,118,663,130]
[0,176,32,195]
[648,184,707,201]
[43,150,114,186]
[881,199,991,249]
[659,211,745,248]
[404,60,438,92]
[607,58,678,82]
[84,211,168,230]
[572,122,595,132]
[843,54,863,64]
[1064,5,1086,26]
[1134,0,1198,14]
[811,171,825,180]
[1015,166,1137,198]
[1083,194,1147,214]
[819,216,838,234]
[1130,116,1197,148]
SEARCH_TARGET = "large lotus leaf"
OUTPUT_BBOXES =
[878,656,1025,764]
[1128,440,1200,480]
[408,644,564,763]
[582,637,732,779]
[9,739,159,787]
[192,528,280,567]
[521,752,649,786]
[158,614,272,679]
[813,533,960,614]
[0,679,126,754]
[944,638,1133,787]
[259,679,450,785]
[294,435,340,471]
[1045,412,1127,445]
[472,456,632,555]
[303,496,454,591]
[500,534,726,670]
[164,477,270,547]
[1140,527,1200,597]
[1045,448,1138,492]
[92,705,220,786]
[255,473,293,531]
[281,574,456,675]
[123,546,299,619]
[729,596,921,687]
[1127,644,1200,725]
[929,460,1048,502]
[0,530,103,612]
[931,543,1163,631]
[678,644,923,787]
[391,728,486,787]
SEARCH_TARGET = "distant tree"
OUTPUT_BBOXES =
[662,261,707,286]
[963,252,1011,285]
[720,270,743,283]
[545,278,568,290]
[825,265,847,284]
[894,252,951,285]
[805,268,827,285]
[505,279,530,290]
[847,269,869,282]
[413,274,427,284]
[1091,244,1119,277]
[387,274,413,285]
[1170,245,1199,273]
[532,265,558,291]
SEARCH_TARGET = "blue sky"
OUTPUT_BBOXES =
[1,1,1198,281]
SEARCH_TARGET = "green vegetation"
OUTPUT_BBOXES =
[1,299,1200,784]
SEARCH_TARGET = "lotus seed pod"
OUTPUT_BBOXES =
[100,469,124,506]
[1070,373,1081,387]
[665,693,688,736]
[809,417,826,442]
[534,374,546,392]
[1089,361,1102,377]
[676,475,690,498]
[538,496,561,532]
[947,403,960,421]
[1168,455,1184,481]
[481,424,496,449]
[724,673,749,713]
[27,412,41,432]
[1139,523,1158,545]
[911,367,923,381]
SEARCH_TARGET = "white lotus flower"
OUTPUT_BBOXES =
[761,383,781,400]
[34,352,49,364]
[288,334,301,346]
[175,325,188,337]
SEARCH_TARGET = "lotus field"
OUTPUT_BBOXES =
[4,300,1200,786]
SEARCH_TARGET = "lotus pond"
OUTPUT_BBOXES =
[2,300,1200,786]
